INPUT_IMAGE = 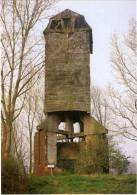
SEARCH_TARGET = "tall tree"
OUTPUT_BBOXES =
[90,86,130,174]
[91,86,112,129]
[1,0,57,159]
[24,76,44,173]
[109,18,137,141]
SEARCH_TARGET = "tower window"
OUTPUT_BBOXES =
[63,18,71,28]
[50,19,62,30]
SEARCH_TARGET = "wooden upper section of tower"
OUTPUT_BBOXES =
[44,9,93,113]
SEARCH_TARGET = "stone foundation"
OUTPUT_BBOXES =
[33,115,109,175]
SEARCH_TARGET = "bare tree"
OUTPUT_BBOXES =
[91,86,112,129]
[12,121,28,173]
[23,75,44,173]
[109,18,137,141]
[1,0,57,159]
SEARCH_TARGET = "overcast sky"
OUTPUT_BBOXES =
[51,0,136,161]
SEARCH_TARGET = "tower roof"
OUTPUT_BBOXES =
[50,9,83,19]
[43,9,93,53]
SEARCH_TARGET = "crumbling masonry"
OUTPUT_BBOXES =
[34,9,109,175]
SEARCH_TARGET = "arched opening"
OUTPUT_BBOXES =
[73,122,84,142]
[57,122,66,142]
[73,122,80,133]
[58,122,65,131]
[57,116,85,143]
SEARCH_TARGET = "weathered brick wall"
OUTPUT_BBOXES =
[57,142,79,160]
[83,115,107,135]
[47,132,57,165]
[34,130,46,175]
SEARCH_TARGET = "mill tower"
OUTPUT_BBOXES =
[34,9,108,175]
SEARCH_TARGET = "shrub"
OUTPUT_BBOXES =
[75,136,109,174]
[1,157,28,194]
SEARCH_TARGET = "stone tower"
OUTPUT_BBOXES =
[34,9,108,175]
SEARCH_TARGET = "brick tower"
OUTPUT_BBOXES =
[34,9,108,175]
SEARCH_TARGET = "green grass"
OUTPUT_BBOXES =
[28,174,136,194]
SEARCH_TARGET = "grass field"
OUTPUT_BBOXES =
[28,174,136,194]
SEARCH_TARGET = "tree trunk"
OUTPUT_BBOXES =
[29,133,32,173]
[2,118,14,160]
